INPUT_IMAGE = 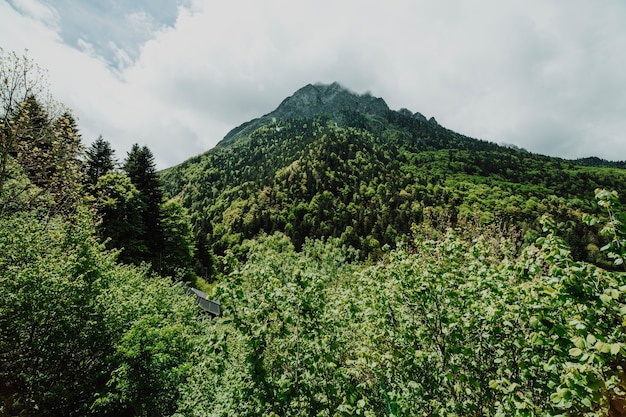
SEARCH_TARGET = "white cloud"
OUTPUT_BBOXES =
[1,0,626,168]
[126,10,157,34]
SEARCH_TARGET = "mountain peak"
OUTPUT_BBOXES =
[270,82,390,120]
[219,82,390,147]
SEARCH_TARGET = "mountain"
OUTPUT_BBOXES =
[161,82,626,272]
[219,82,411,147]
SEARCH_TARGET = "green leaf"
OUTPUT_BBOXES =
[571,336,585,349]
[599,293,613,303]
[586,334,597,345]
[568,347,583,357]
[610,343,621,355]
[596,341,611,354]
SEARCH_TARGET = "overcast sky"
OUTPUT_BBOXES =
[2,0,626,168]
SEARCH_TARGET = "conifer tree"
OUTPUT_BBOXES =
[123,144,164,269]
[0,49,51,195]
[7,96,83,213]
[10,95,52,185]
[85,135,116,185]
[50,111,83,210]
[91,172,148,263]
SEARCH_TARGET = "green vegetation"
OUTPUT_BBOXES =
[2,52,626,416]
[83,139,197,281]
[162,108,626,271]
[174,203,626,416]
[0,209,201,416]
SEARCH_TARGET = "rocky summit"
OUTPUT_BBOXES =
[219,82,393,147]
[271,82,390,120]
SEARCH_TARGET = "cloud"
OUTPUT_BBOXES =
[2,0,626,168]
[6,0,60,30]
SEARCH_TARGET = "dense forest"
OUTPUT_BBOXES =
[2,51,626,416]
[161,83,626,272]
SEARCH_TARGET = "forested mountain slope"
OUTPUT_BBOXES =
[161,83,626,269]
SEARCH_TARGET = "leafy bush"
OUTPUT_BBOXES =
[0,209,201,416]
[177,201,626,416]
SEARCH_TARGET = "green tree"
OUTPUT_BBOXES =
[0,209,127,416]
[160,198,195,280]
[0,50,82,215]
[3,95,83,214]
[124,143,164,268]
[85,135,116,185]
[0,208,202,417]
[0,48,52,194]
[48,111,83,211]
[90,172,148,264]
[179,234,359,416]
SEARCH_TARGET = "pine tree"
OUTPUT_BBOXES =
[123,144,164,270]
[1,49,51,195]
[91,172,148,264]
[10,95,52,185]
[7,96,83,213]
[85,135,116,185]
[50,111,83,211]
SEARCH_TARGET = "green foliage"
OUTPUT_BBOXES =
[93,267,200,417]
[1,95,83,214]
[84,143,198,279]
[124,144,164,259]
[124,144,163,209]
[177,234,360,416]
[0,209,114,416]
[161,112,626,270]
[89,171,149,264]
[0,209,202,416]
[175,209,626,416]
[585,189,626,269]
[160,198,195,280]
[0,154,50,216]
[85,135,116,185]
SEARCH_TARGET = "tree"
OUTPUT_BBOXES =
[4,95,83,214]
[90,172,148,264]
[1,49,83,215]
[160,198,195,280]
[0,48,56,197]
[85,135,116,185]
[123,144,165,269]
[48,111,83,211]
[0,210,117,416]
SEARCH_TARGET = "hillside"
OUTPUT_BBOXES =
[161,82,626,270]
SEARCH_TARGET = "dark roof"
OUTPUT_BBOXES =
[178,282,221,317]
